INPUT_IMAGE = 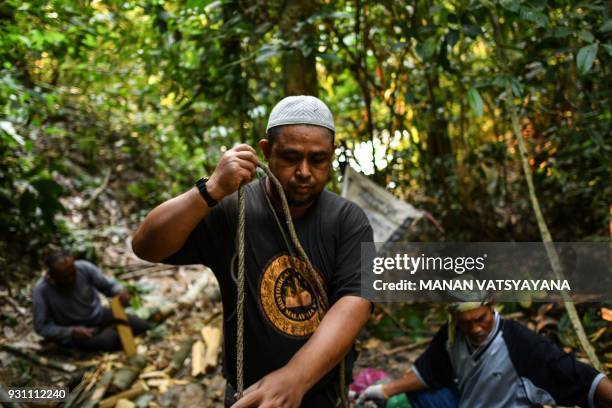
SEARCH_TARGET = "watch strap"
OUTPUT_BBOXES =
[195,177,218,207]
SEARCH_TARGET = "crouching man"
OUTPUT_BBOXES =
[33,250,149,352]
[358,302,612,408]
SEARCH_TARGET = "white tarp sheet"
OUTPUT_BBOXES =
[341,166,422,243]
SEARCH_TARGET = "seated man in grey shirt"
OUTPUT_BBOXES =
[32,251,149,352]
[357,302,612,408]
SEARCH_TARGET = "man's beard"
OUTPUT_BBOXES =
[286,191,319,207]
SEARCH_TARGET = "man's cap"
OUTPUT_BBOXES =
[266,95,335,133]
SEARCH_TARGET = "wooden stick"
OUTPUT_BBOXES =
[0,295,26,316]
[64,373,91,408]
[118,265,177,280]
[0,344,76,372]
[110,297,137,356]
[381,337,431,356]
[99,382,146,408]
[203,310,222,326]
[81,370,114,408]
[375,304,412,336]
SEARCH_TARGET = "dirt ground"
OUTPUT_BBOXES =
[1,197,609,407]
[0,232,434,408]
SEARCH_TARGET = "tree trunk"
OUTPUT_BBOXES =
[222,0,249,142]
[279,2,319,96]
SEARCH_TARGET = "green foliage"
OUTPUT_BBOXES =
[0,0,610,276]
[368,304,446,341]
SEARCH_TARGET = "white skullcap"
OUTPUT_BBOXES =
[266,95,335,133]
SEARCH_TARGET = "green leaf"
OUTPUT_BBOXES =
[467,88,484,117]
[255,44,279,63]
[602,44,612,57]
[317,53,341,63]
[0,121,25,146]
[599,20,612,33]
[578,30,594,44]
[445,30,459,48]
[510,77,523,97]
[499,0,521,13]
[550,27,574,38]
[519,7,548,28]
[416,37,438,60]
[576,43,598,75]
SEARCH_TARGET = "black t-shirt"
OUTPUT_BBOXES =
[164,179,373,398]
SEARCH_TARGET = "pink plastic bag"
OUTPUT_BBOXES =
[349,368,390,395]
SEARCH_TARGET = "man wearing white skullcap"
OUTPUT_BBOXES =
[133,95,374,407]
[358,301,612,407]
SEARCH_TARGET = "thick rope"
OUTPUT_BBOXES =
[235,164,347,406]
[236,181,246,398]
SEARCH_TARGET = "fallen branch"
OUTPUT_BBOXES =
[0,294,26,316]
[0,343,77,372]
[82,168,111,209]
[375,304,412,336]
[118,265,177,280]
[203,310,223,326]
[381,338,431,356]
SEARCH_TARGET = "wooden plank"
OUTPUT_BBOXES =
[191,340,206,377]
[201,326,222,371]
[111,296,137,356]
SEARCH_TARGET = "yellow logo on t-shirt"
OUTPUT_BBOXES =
[259,254,325,337]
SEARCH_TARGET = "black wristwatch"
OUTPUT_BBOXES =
[195,177,218,207]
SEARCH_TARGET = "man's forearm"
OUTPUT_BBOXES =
[596,377,612,407]
[284,296,371,394]
[132,187,210,262]
[36,320,72,343]
[382,370,427,397]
